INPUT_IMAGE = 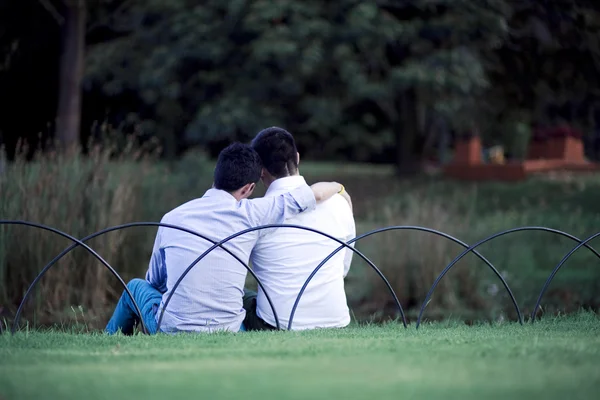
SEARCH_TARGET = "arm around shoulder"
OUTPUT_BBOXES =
[310,181,343,203]
[247,183,316,226]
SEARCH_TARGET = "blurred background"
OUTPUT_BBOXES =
[1,0,599,330]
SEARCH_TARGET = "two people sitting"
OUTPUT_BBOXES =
[105,127,355,334]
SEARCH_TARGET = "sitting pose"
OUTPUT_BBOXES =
[244,127,355,331]
[105,142,344,334]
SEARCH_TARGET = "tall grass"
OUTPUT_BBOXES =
[344,178,600,323]
[347,194,490,322]
[1,147,599,330]
[2,142,154,327]
[0,143,216,329]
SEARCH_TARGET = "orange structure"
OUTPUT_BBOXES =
[443,127,599,181]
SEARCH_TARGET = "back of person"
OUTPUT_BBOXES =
[249,127,356,330]
[251,176,355,330]
[157,194,260,333]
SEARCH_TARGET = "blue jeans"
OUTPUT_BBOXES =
[105,278,162,335]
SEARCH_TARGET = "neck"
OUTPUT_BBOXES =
[230,191,244,201]
[263,175,276,189]
[213,185,245,201]
[264,171,300,189]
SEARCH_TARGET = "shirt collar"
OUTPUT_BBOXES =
[265,175,307,197]
[203,187,237,201]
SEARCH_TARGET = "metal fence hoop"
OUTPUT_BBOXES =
[532,231,600,321]
[0,220,148,335]
[288,225,522,330]
[10,222,281,332]
[156,223,406,332]
[416,226,600,329]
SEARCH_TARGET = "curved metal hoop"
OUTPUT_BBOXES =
[10,222,281,333]
[416,227,600,329]
[156,224,406,332]
[287,225,522,330]
[5,220,598,335]
[0,220,148,335]
[532,231,600,321]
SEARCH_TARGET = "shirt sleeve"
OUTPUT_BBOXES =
[145,227,167,293]
[246,183,316,227]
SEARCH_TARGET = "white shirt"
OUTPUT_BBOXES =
[146,184,316,333]
[250,176,356,330]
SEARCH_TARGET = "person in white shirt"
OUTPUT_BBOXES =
[244,127,356,331]
[105,142,345,334]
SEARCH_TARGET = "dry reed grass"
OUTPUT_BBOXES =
[0,139,156,327]
[350,194,488,322]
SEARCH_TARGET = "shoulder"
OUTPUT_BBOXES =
[160,198,202,223]
[321,194,352,213]
[319,194,355,231]
[238,197,263,212]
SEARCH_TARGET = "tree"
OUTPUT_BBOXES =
[55,0,87,151]
[376,0,511,172]
[0,0,61,158]
[8,0,600,166]
[443,0,600,161]
[0,0,125,155]
[83,0,512,169]
[18,0,88,151]
[488,1,600,145]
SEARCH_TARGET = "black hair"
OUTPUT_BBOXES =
[251,127,298,179]
[213,142,262,192]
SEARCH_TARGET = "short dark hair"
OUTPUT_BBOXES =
[214,142,262,192]
[251,127,298,179]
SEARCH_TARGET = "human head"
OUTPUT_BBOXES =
[213,142,262,200]
[251,127,299,187]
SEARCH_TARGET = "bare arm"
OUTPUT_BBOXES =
[310,182,344,203]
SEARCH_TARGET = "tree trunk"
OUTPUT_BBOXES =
[55,0,86,151]
[394,88,421,176]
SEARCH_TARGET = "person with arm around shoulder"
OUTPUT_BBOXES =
[105,142,344,335]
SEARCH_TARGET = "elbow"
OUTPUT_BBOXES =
[312,189,323,203]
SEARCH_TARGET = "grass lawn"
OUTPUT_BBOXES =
[1,313,599,400]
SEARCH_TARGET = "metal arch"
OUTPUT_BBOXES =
[416,227,600,329]
[532,231,600,321]
[0,220,148,335]
[285,225,417,330]
[287,225,523,331]
[5,220,597,335]
[10,222,282,332]
[156,223,407,332]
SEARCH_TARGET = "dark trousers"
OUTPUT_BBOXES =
[243,289,278,331]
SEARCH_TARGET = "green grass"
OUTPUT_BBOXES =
[1,313,599,400]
